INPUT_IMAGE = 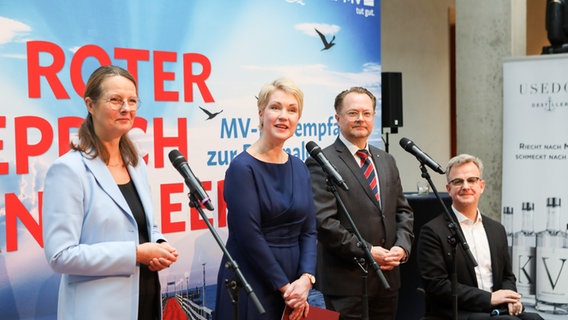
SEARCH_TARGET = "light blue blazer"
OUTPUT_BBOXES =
[43,150,165,320]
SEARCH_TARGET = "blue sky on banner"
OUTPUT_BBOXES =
[0,0,381,118]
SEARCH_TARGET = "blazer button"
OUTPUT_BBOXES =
[380,238,385,245]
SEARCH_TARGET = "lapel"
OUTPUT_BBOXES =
[483,216,500,281]
[444,211,478,284]
[82,154,136,225]
[334,139,366,187]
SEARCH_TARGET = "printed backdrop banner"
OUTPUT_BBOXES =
[0,1,381,319]
[503,54,568,319]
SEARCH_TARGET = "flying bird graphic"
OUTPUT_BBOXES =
[315,28,336,51]
[199,106,223,120]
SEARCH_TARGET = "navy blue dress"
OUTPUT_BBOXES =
[215,151,317,320]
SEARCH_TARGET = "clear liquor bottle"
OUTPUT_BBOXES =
[503,206,514,257]
[512,202,535,307]
[535,197,568,314]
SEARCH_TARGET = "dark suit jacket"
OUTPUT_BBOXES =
[417,210,517,319]
[306,138,414,296]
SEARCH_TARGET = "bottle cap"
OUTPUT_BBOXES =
[546,197,561,207]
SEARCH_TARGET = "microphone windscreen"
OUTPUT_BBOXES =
[399,137,413,150]
[168,149,185,167]
[305,141,321,156]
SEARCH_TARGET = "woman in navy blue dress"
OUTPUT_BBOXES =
[215,78,317,320]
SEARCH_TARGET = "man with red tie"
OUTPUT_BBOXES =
[306,87,414,320]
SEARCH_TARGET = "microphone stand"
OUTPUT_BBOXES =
[184,191,265,319]
[384,131,390,153]
[326,178,390,320]
[417,163,477,320]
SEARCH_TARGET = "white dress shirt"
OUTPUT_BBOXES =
[452,206,494,292]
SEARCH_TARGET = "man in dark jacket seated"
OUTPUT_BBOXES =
[417,154,543,320]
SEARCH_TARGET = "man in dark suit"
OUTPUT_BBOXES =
[417,154,543,320]
[306,87,414,320]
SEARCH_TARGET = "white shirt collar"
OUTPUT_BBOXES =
[339,134,368,156]
[452,206,483,225]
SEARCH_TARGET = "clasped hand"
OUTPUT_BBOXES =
[281,275,312,320]
[491,289,523,316]
[136,242,179,271]
[370,245,406,270]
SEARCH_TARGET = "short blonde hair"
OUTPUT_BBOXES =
[256,78,304,129]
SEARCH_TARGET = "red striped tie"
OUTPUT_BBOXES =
[356,149,379,201]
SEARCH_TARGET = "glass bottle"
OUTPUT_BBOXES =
[503,206,514,256]
[512,202,535,306]
[535,197,568,314]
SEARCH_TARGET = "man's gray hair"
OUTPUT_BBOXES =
[445,154,484,182]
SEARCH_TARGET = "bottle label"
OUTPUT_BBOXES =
[536,247,568,304]
[512,246,536,295]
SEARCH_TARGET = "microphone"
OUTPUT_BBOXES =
[306,141,349,191]
[399,138,445,174]
[168,149,214,211]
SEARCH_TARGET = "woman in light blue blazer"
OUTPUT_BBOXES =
[43,65,179,320]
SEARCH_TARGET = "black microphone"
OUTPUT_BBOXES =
[168,149,214,211]
[399,138,445,174]
[306,141,349,191]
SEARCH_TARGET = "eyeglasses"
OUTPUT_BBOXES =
[104,95,141,111]
[343,110,375,120]
[448,176,481,187]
